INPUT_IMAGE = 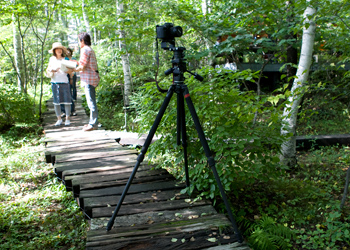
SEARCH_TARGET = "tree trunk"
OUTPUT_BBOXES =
[12,13,25,93]
[82,0,91,35]
[202,0,214,67]
[116,1,132,107]
[59,0,68,43]
[286,1,298,89]
[280,3,317,167]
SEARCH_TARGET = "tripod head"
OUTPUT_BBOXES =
[164,46,204,84]
[156,23,203,92]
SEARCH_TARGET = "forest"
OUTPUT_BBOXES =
[1,0,350,249]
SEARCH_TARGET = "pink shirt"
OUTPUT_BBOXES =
[79,46,99,87]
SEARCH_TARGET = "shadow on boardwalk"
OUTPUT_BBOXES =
[42,92,250,250]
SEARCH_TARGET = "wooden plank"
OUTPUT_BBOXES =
[78,169,174,190]
[46,141,124,163]
[89,204,218,229]
[45,139,120,155]
[86,214,235,249]
[54,156,138,179]
[79,181,186,215]
[54,149,137,164]
[61,164,151,185]
[73,171,175,198]
[44,129,111,141]
[92,199,211,218]
[82,189,189,218]
[83,190,187,209]
[79,181,186,199]
[46,137,115,148]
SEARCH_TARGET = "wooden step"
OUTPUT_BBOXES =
[86,214,238,250]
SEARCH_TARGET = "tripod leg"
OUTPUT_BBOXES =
[183,87,243,243]
[106,86,175,231]
[177,91,190,187]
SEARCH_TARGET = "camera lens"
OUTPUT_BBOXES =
[170,26,183,38]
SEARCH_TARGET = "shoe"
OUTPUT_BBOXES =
[71,112,77,116]
[55,120,63,126]
[61,113,66,118]
[83,125,96,131]
[65,120,71,126]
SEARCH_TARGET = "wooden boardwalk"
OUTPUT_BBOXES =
[42,92,250,249]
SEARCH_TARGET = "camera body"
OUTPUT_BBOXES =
[156,23,183,48]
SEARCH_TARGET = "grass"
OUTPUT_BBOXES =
[0,125,88,250]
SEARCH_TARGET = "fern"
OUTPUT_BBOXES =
[247,215,295,250]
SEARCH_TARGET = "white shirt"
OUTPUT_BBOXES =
[48,56,69,83]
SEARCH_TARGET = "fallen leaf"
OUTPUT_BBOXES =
[207,238,217,242]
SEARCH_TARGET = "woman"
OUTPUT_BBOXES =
[60,47,77,117]
[47,42,73,126]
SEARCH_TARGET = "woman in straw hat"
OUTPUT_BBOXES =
[47,42,73,126]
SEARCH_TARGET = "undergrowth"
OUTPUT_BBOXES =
[0,125,88,250]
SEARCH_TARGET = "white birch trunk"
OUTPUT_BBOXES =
[117,1,132,107]
[82,0,91,35]
[202,0,214,67]
[280,4,317,167]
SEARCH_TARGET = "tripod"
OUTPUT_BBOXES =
[107,46,243,243]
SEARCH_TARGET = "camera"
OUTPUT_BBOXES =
[156,23,183,48]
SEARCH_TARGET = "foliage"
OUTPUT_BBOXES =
[131,66,287,200]
[227,145,350,249]
[0,125,87,250]
[297,63,350,135]
[0,84,38,130]
[245,215,295,250]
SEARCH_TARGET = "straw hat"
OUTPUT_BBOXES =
[48,42,67,54]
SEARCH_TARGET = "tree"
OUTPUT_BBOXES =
[28,0,58,116]
[82,0,91,35]
[12,1,26,93]
[280,2,317,167]
[116,0,132,108]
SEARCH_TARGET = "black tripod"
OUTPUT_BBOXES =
[107,46,243,243]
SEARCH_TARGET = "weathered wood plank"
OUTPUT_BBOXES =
[86,214,235,249]
[79,181,186,198]
[82,189,189,218]
[73,171,175,198]
[92,199,211,218]
[54,156,138,179]
[90,205,218,229]
[78,170,174,190]
[83,190,187,211]
[61,164,151,185]
[45,139,120,158]
[54,149,137,164]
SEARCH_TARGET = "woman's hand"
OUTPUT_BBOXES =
[74,65,84,72]
[51,68,60,73]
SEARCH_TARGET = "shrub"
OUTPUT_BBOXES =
[0,85,38,130]
[131,66,287,200]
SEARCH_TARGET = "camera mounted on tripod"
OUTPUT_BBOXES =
[156,23,183,50]
[155,23,203,90]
